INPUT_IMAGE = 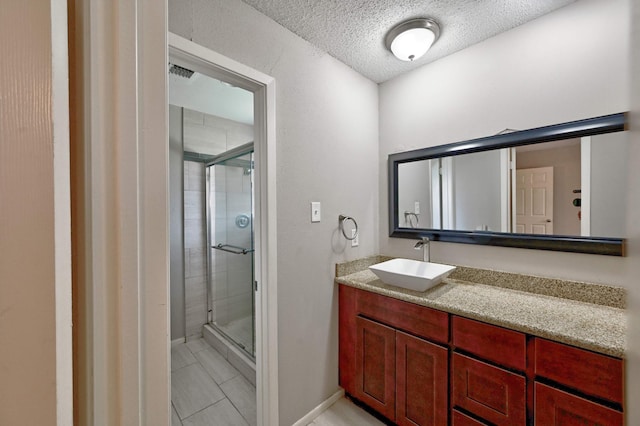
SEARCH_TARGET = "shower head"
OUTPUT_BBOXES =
[168,63,194,79]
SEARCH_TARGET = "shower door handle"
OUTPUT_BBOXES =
[212,243,254,255]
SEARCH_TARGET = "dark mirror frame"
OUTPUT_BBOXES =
[388,112,627,256]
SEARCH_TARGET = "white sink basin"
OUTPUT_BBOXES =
[369,258,456,292]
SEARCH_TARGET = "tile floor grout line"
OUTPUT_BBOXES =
[170,359,199,374]
[218,383,253,426]
[180,396,229,423]
[171,401,183,426]
[193,346,241,386]
[172,339,256,425]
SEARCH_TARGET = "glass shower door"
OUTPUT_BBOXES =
[207,150,255,358]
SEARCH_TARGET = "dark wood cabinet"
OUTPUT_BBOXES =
[534,338,624,405]
[452,316,526,371]
[533,338,624,426]
[452,317,527,425]
[354,316,396,420]
[341,286,449,425]
[534,382,623,425]
[353,312,449,425]
[338,285,625,425]
[396,331,448,426]
[452,410,489,425]
[452,353,526,426]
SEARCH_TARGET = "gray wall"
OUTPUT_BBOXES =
[169,105,186,340]
[397,160,432,228]
[591,132,628,237]
[169,1,379,424]
[379,0,630,286]
[452,150,502,232]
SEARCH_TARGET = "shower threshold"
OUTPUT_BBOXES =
[202,324,256,386]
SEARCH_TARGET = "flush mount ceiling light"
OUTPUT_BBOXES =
[385,18,440,62]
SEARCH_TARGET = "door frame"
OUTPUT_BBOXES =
[71,0,278,421]
[169,33,279,425]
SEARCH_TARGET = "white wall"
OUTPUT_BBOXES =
[169,1,379,424]
[380,0,631,285]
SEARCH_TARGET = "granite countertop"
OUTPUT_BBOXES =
[335,257,626,358]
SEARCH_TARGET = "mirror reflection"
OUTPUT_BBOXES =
[397,131,628,239]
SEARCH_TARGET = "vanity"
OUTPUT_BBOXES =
[336,257,625,425]
[337,112,629,424]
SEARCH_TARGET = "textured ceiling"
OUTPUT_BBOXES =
[239,0,577,83]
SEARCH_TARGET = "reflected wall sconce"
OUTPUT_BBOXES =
[385,18,440,61]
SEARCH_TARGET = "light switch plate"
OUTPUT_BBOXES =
[311,202,321,222]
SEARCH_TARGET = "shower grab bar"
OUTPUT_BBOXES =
[212,243,254,255]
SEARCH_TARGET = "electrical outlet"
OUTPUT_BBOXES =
[351,229,359,247]
[311,202,321,222]
[414,201,420,214]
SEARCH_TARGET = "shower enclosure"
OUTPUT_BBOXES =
[206,143,255,358]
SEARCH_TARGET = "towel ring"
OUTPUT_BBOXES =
[404,211,419,228]
[339,215,358,240]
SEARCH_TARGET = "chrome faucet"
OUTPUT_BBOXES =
[414,236,430,262]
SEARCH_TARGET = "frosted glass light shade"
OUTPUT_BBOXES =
[385,18,440,62]
[390,28,436,61]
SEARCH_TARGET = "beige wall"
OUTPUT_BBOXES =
[0,0,57,424]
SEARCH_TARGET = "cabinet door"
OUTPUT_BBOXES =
[535,382,622,426]
[396,331,448,426]
[355,316,396,421]
[452,353,526,426]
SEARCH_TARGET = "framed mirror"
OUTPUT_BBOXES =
[388,113,628,256]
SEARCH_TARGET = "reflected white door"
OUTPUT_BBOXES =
[515,167,554,234]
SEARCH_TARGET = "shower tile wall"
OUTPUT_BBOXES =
[181,107,253,340]
[184,160,207,339]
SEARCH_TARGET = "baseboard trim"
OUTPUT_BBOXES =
[291,388,345,426]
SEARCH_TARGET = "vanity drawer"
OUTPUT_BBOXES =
[534,338,623,404]
[356,289,449,344]
[452,353,526,426]
[534,382,623,425]
[452,409,488,425]
[453,316,526,371]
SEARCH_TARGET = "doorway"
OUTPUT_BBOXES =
[169,33,279,424]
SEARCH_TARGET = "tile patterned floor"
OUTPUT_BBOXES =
[172,338,381,425]
[172,338,256,426]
